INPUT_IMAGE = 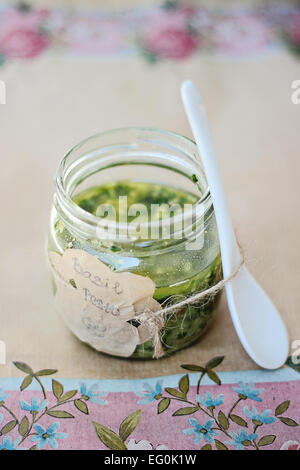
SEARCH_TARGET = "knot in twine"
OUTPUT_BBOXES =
[136,255,245,359]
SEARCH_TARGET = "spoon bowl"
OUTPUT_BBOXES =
[226,264,289,369]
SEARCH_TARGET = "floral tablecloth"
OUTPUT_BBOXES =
[0,2,299,63]
[0,356,299,450]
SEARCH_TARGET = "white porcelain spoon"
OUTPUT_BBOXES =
[181,80,289,369]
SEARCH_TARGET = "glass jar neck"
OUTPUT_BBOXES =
[54,127,212,252]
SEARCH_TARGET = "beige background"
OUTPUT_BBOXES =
[0,2,299,379]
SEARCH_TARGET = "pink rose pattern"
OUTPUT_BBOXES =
[144,28,198,59]
[0,2,299,65]
[0,29,49,59]
[0,5,50,59]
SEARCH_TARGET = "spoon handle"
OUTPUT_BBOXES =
[181,80,242,277]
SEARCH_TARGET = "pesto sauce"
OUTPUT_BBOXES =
[73,180,198,225]
[53,181,221,358]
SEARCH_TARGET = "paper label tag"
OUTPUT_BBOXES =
[49,249,160,357]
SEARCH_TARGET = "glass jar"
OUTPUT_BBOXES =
[48,128,221,359]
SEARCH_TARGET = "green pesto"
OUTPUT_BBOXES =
[52,181,221,359]
[73,180,198,224]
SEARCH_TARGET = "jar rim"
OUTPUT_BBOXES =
[55,127,212,249]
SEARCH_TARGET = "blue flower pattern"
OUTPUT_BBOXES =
[183,418,218,445]
[232,382,264,402]
[197,392,224,407]
[20,397,48,412]
[0,357,295,450]
[0,436,25,450]
[31,422,67,449]
[181,380,283,448]
[137,381,163,404]
[226,430,258,450]
[80,383,107,405]
[243,406,276,424]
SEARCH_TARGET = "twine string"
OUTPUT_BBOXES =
[49,250,245,360]
[136,255,245,359]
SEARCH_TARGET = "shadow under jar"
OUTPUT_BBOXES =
[48,128,222,359]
